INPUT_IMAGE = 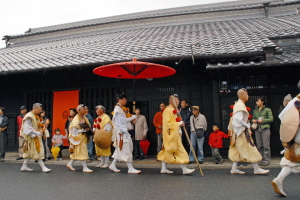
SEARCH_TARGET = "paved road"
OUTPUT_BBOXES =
[0,163,299,200]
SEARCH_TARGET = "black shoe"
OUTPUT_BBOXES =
[243,162,248,166]
[237,162,241,166]
[1,159,4,162]
[35,160,38,163]
[43,159,45,162]
[219,158,223,164]
[139,156,144,160]
[199,161,203,164]
[16,157,23,160]
[47,157,52,160]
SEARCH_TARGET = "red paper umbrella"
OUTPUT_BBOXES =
[93,58,176,79]
[140,139,150,156]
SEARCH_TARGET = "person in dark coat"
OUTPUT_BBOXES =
[0,107,8,162]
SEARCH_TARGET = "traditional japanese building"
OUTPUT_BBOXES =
[1,0,300,156]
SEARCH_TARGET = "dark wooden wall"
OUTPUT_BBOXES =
[0,59,299,157]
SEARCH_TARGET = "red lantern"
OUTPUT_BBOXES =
[248,115,253,120]
[246,107,251,112]
[173,110,178,114]
[230,113,233,117]
[176,117,181,122]
[230,105,234,110]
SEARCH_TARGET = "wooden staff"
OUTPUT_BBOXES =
[171,96,204,177]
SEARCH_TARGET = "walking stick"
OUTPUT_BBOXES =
[171,96,204,177]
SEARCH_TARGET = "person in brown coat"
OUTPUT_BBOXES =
[133,108,148,160]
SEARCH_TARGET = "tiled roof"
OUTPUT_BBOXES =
[1,1,300,74]
[5,0,289,38]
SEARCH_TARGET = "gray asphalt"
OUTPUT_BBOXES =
[0,163,299,200]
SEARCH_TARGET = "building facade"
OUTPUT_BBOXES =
[1,0,300,156]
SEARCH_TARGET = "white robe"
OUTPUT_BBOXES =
[279,96,300,172]
[111,105,136,162]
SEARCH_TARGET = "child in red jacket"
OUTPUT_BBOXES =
[208,124,229,164]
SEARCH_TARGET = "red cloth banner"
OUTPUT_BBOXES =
[52,90,79,146]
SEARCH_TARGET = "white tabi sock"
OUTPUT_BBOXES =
[95,156,105,167]
[109,158,121,172]
[277,166,292,182]
[38,159,51,172]
[100,156,110,168]
[127,162,141,174]
[67,159,76,171]
[231,162,238,170]
[252,163,260,171]
[20,158,33,171]
[180,165,195,175]
[82,160,93,172]
[161,161,173,174]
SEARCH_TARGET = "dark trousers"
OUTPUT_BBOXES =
[134,140,144,158]
[58,145,63,158]
[211,148,222,162]
[0,133,6,159]
[181,126,190,152]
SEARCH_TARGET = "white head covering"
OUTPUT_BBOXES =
[283,94,292,102]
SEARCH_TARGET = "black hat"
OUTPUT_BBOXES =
[19,106,27,110]
[117,92,127,99]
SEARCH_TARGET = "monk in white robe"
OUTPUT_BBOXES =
[272,81,300,197]
[229,89,269,175]
[109,93,141,174]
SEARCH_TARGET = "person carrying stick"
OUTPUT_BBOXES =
[157,94,195,175]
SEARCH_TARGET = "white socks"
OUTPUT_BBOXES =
[95,156,105,167]
[277,166,292,182]
[38,159,51,172]
[180,165,195,175]
[252,163,260,171]
[82,160,93,172]
[231,162,238,171]
[20,158,33,172]
[100,156,110,168]
[160,162,173,174]
[67,159,76,171]
[109,158,121,172]
[127,162,141,174]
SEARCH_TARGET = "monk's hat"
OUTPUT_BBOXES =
[283,94,292,102]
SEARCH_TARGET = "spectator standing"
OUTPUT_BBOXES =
[189,106,207,164]
[133,108,148,160]
[0,107,8,162]
[40,110,51,160]
[252,97,274,166]
[208,124,229,164]
[65,108,77,136]
[153,102,166,154]
[16,106,27,160]
[85,106,94,163]
[179,100,192,151]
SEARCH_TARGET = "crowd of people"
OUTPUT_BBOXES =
[0,80,299,197]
